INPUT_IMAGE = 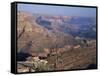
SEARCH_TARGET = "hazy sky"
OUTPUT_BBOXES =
[17,3,96,17]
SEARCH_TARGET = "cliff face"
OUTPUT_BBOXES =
[17,11,75,54]
[36,15,96,38]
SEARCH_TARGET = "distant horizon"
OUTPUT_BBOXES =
[18,10,96,18]
[17,3,96,17]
